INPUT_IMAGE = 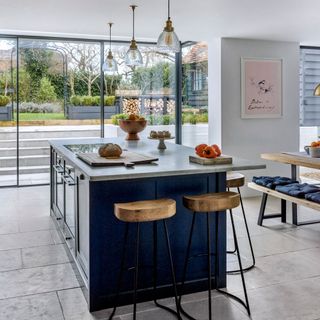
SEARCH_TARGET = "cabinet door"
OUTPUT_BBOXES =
[76,170,89,279]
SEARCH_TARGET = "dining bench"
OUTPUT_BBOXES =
[248,182,320,226]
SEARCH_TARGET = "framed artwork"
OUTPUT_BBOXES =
[241,57,283,119]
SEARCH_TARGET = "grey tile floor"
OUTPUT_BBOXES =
[1,187,320,319]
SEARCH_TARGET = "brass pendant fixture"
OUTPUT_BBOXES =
[103,22,118,74]
[125,5,143,66]
[157,0,180,52]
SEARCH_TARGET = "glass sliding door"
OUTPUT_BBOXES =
[17,38,101,186]
[103,43,177,141]
[0,38,17,186]
[181,42,208,147]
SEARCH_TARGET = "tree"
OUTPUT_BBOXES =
[131,62,175,94]
[20,48,53,101]
[63,43,100,96]
[36,77,57,103]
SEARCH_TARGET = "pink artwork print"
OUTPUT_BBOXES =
[242,59,282,118]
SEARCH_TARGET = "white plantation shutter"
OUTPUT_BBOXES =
[300,47,320,126]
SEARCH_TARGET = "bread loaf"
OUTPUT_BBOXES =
[98,143,122,158]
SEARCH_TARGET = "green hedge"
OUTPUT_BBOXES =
[70,95,116,106]
[0,95,10,107]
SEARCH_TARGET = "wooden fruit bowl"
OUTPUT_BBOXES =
[119,119,147,140]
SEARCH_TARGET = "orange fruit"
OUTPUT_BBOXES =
[203,146,218,158]
[212,144,221,157]
[195,144,208,157]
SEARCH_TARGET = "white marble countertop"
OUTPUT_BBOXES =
[49,138,266,181]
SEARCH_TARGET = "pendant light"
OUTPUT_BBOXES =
[314,83,320,96]
[125,5,143,66]
[103,22,118,74]
[157,0,180,52]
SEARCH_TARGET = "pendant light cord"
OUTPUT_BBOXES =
[109,23,112,51]
[168,0,171,19]
[131,5,136,41]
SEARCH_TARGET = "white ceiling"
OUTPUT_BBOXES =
[0,0,320,45]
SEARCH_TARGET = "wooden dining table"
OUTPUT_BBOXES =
[261,152,320,225]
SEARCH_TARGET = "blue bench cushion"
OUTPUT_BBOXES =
[252,176,298,190]
[275,183,320,198]
[305,192,320,204]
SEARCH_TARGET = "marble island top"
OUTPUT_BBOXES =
[49,138,266,181]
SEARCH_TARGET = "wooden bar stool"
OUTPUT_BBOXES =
[226,172,255,273]
[109,198,181,320]
[180,191,250,320]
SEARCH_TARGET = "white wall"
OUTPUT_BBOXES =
[209,38,300,196]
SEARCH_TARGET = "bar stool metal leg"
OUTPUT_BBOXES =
[206,212,213,320]
[108,224,129,320]
[218,209,251,316]
[179,213,197,320]
[133,222,140,320]
[227,187,256,274]
[153,221,182,319]
[163,220,182,320]
[226,187,236,255]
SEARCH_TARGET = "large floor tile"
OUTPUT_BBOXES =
[120,295,249,320]
[0,292,64,320]
[0,249,22,271]
[0,263,79,299]
[242,276,320,320]
[238,231,314,258]
[227,249,320,293]
[0,218,19,235]
[0,230,54,250]
[58,288,120,320]
[19,216,55,232]
[22,244,70,268]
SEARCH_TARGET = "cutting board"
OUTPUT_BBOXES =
[189,154,233,165]
[77,151,158,167]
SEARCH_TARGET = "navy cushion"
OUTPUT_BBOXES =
[305,192,320,204]
[275,183,320,198]
[253,176,298,190]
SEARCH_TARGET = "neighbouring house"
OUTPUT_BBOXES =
[182,42,208,108]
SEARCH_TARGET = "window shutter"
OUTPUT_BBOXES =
[300,48,320,126]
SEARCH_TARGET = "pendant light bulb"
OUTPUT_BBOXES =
[103,22,118,74]
[157,0,180,52]
[125,5,143,66]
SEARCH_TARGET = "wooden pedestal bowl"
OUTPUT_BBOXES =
[119,119,147,140]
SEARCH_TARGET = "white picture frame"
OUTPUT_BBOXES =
[241,57,283,119]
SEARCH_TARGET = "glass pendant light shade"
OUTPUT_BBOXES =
[314,83,320,96]
[103,22,118,74]
[157,19,180,52]
[125,5,143,66]
[157,0,180,52]
[125,40,143,66]
[103,51,118,74]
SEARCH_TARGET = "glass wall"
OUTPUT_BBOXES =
[0,36,183,187]
[104,43,176,140]
[15,39,102,185]
[181,42,208,147]
[0,38,17,186]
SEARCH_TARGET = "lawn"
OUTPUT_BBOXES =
[14,113,66,121]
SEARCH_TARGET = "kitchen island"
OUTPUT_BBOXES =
[49,138,265,312]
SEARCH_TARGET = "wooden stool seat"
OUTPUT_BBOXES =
[183,192,240,213]
[227,172,245,188]
[114,198,176,223]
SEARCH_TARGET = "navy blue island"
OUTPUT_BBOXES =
[49,138,265,312]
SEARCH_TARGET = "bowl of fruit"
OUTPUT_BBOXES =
[119,114,147,140]
[308,141,320,158]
